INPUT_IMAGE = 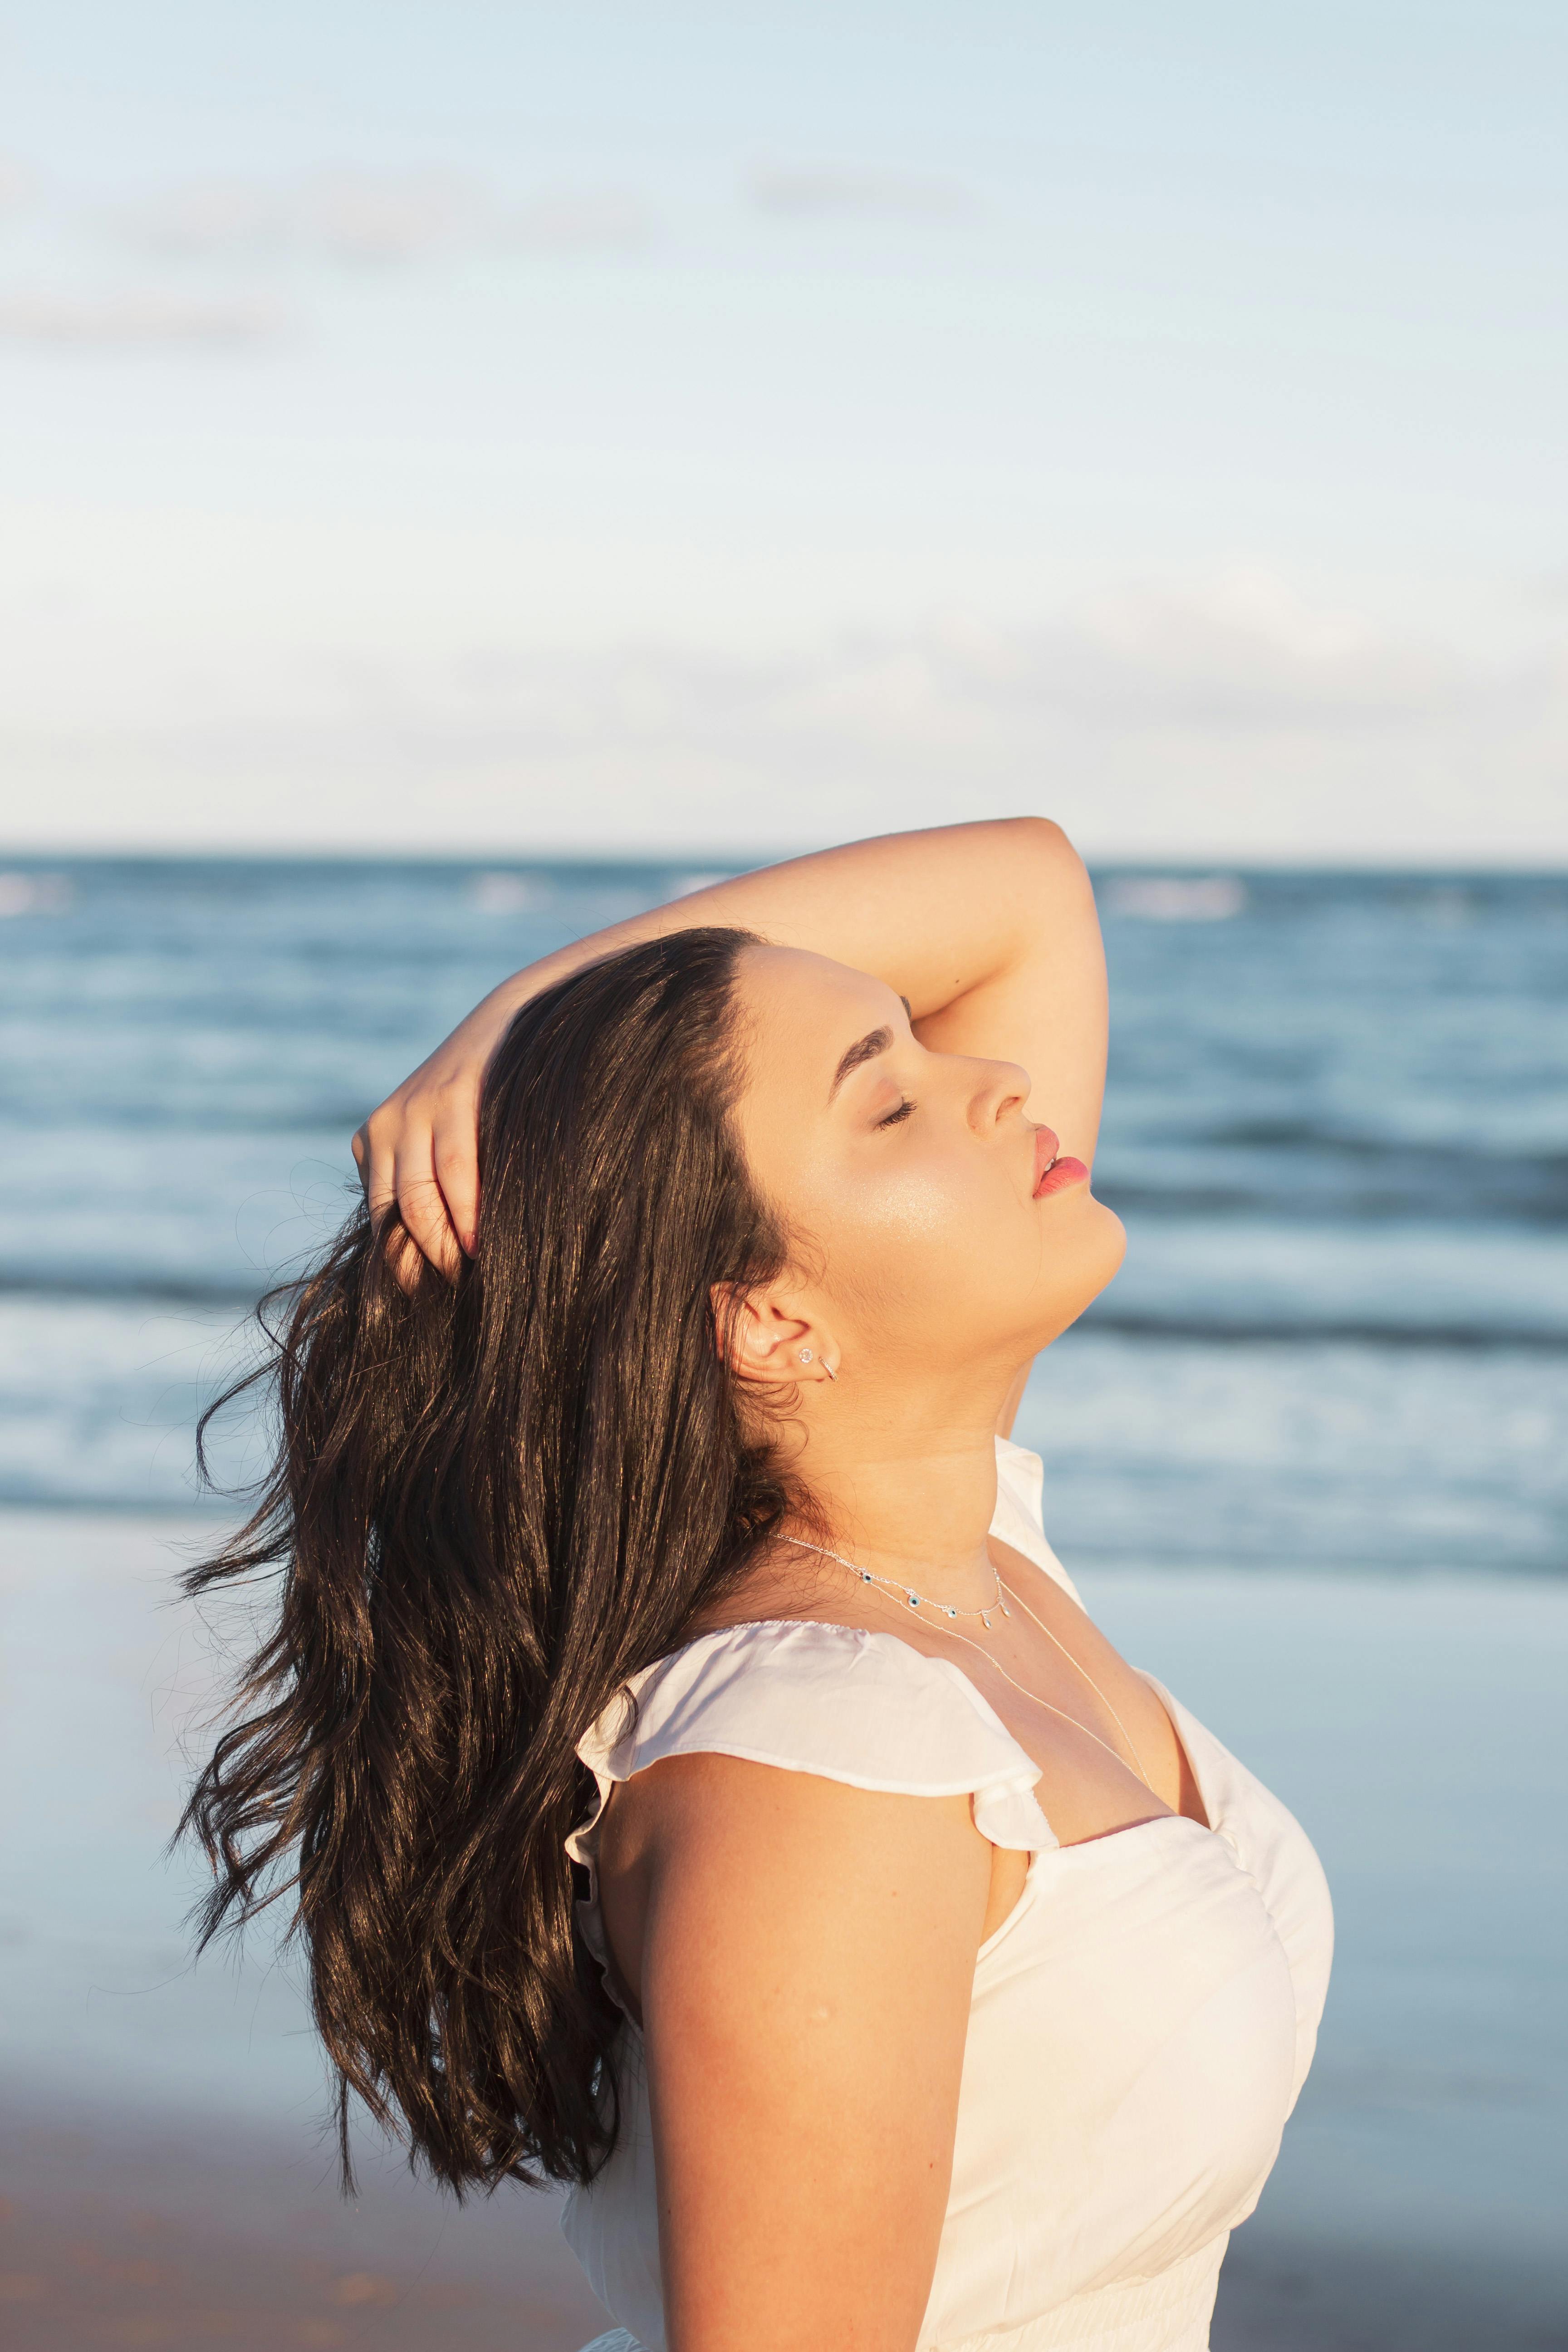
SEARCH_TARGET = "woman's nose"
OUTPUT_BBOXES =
[969,1058,1032,1129]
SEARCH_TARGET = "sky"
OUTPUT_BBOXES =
[1,0,1565,863]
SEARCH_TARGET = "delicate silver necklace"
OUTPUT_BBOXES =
[780,1533,1152,1792]
[781,1534,1010,1627]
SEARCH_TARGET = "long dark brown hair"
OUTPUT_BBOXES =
[181,927,793,2193]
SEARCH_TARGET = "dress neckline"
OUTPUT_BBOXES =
[634,1617,1216,1849]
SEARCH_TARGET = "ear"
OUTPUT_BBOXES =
[711,1283,840,1389]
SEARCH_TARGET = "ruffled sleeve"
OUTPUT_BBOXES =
[567,1619,1057,1889]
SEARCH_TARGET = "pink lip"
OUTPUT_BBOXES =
[1031,1125,1089,1199]
[1036,1154,1089,1197]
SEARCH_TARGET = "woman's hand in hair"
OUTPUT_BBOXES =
[352,988,519,1282]
[355,818,1107,1284]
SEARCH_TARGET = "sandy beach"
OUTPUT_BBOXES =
[0,2086,608,2351]
[6,2086,1559,2352]
[4,1508,1564,2349]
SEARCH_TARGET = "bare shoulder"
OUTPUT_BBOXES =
[597,1745,992,2034]
[608,1745,989,1924]
[620,1752,990,2351]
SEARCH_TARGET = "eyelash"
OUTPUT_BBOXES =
[877,1097,915,1129]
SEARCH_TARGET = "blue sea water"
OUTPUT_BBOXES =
[1,857,1563,1574]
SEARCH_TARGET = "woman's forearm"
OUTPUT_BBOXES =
[469,817,1083,1034]
[355,817,1105,1274]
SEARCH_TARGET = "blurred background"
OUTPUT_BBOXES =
[1,7,1564,2350]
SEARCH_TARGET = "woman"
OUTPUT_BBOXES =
[186,820,1331,2352]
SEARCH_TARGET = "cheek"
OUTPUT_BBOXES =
[831,1147,1000,1248]
[818,1152,1032,1310]
[838,1175,1125,1345]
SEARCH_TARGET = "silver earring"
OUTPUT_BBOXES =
[824,1362,837,1382]
[798,1348,813,1363]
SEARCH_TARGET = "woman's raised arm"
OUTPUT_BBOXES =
[355,817,1107,1279]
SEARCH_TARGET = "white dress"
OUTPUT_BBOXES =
[564,1439,1333,2352]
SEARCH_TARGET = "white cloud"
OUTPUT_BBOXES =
[0,290,288,346]
[0,580,1562,862]
[123,169,482,266]
[919,583,1470,735]
[0,167,651,358]
[115,170,652,268]
[746,166,974,221]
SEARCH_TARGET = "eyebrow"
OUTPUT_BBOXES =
[829,1024,894,1101]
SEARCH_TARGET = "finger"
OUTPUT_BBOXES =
[431,1126,480,1259]
[384,1220,431,1297]
[362,1116,402,1232]
[396,1166,466,1287]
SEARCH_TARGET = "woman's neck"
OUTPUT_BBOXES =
[786,1402,1006,1613]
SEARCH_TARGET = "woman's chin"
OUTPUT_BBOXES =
[1025,1198,1127,1349]
[1091,1196,1128,1273]
[1083,1198,1129,1299]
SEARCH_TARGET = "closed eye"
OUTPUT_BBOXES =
[876,1097,915,1129]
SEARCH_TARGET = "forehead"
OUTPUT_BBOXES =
[731,942,897,1092]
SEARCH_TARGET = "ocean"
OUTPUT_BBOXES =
[3,858,1565,1566]
[2,858,1565,2349]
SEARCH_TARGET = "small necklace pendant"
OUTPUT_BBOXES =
[981,1611,992,1629]
[907,1592,921,1608]
[1000,1599,1011,1618]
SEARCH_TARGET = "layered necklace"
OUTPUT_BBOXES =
[781,1534,1152,1792]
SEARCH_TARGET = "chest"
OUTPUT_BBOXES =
[928,1538,1209,1854]
[930,1821,1304,2333]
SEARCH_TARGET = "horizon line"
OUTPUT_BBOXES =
[3,844,1568,878]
